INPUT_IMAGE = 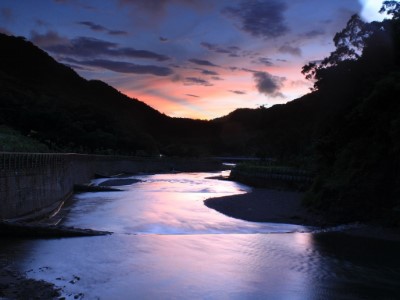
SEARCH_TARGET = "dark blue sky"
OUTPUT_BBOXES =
[0,0,386,119]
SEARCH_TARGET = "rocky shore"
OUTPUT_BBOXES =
[0,265,61,300]
[0,222,111,299]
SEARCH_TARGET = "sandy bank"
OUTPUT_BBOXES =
[204,188,400,241]
[204,188,322,226]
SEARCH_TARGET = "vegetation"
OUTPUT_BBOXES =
[0,126,49,152]
[229,161,313,191]
[302,1,400,224]
[1,1,400,224]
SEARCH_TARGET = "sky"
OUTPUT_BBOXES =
[0,0,387,119]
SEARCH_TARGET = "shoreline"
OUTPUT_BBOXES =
[205,188,324,227]
[0,261,61,299]
[204,188,400,241]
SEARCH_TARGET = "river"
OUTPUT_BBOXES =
[2,171,400,299]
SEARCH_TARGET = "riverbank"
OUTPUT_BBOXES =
[205,188,323,226]
[204,188,400,241]
[0,261,61,299]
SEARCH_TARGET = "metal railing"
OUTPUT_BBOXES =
[0,153,65,171]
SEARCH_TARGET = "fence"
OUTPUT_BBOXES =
[0,153,222,220]
[230,165,314,191]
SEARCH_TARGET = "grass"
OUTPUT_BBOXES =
[0,126,49,152]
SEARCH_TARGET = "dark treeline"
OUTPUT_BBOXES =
[301,1,400,224]
[0,32,343,159]
[0,33,219,156]
[1,1,400,224]
[0,33,333,159]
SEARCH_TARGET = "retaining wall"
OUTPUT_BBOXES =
[230,168,313,191]
[0,153,222,220]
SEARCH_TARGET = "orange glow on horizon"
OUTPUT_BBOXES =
[119,63,312,120]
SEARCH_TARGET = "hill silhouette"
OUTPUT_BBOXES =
[1,0,400,225]
[300,2,400,224]
[0,33,321,158]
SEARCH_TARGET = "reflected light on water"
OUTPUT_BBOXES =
[65,172,306,235]
[2,172,399,299]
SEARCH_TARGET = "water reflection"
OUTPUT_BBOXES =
[63,172,307,235]
[13,234,321,299]
[15,232,400,299]
[2,171,399,299]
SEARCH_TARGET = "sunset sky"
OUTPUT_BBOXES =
[0,0,387,119]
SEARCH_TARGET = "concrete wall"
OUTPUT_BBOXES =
[0,153,222,220]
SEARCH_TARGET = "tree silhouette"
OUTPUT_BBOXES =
[380,0,400,19]
[302,1,400,91]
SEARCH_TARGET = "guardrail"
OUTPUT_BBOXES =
[0,152,164,172]
[0,153,65,171]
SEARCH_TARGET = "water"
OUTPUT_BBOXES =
[2,171,400,299]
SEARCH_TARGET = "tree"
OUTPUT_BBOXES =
[302,15,370,90]
[302,1,400,90]
[380,0,400,19]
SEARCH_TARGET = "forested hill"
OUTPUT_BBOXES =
[301,2,400,224]
[1,0,400,224]
[0,32,323,158]
[0,33,167,154]
[0,33,221,155]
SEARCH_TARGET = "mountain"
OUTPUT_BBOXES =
[0,34,165,154]
[0,33,320,158]
[2,1,400,226]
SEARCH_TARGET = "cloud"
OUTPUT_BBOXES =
[195,68,219,76]
[203,70,218,75]
[223,0,289,38]
[78,21,106,32]
[31,31,169,61]
[64,63,89,71]
[229,90,246,95]
[301,29,325,39]
[242,67,258,73]
[278,44,301,56]
[118,47,170,61]
[35,19,48,27]
[200,42,241,57]
[290,80,309,87]
[0,27,12,35]
[109,30,128,36]
[68,58,173,76]
[253,71,285,97]
[255,57,274,66]
[201,42,230,54]
[184,77,213,86]
[77,21,128,35]
[188,58,219,67]
[211,76,223,81]
[30,30,70,47]
[202,42,258,59]
[118,0,209,15]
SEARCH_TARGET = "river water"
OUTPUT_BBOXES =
[2,171,400,299]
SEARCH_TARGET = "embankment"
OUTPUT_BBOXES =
[0,153,222,220]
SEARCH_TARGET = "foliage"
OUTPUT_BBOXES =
[0,126,49,152]
[0,33,325,159]
[302,1,400,224]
